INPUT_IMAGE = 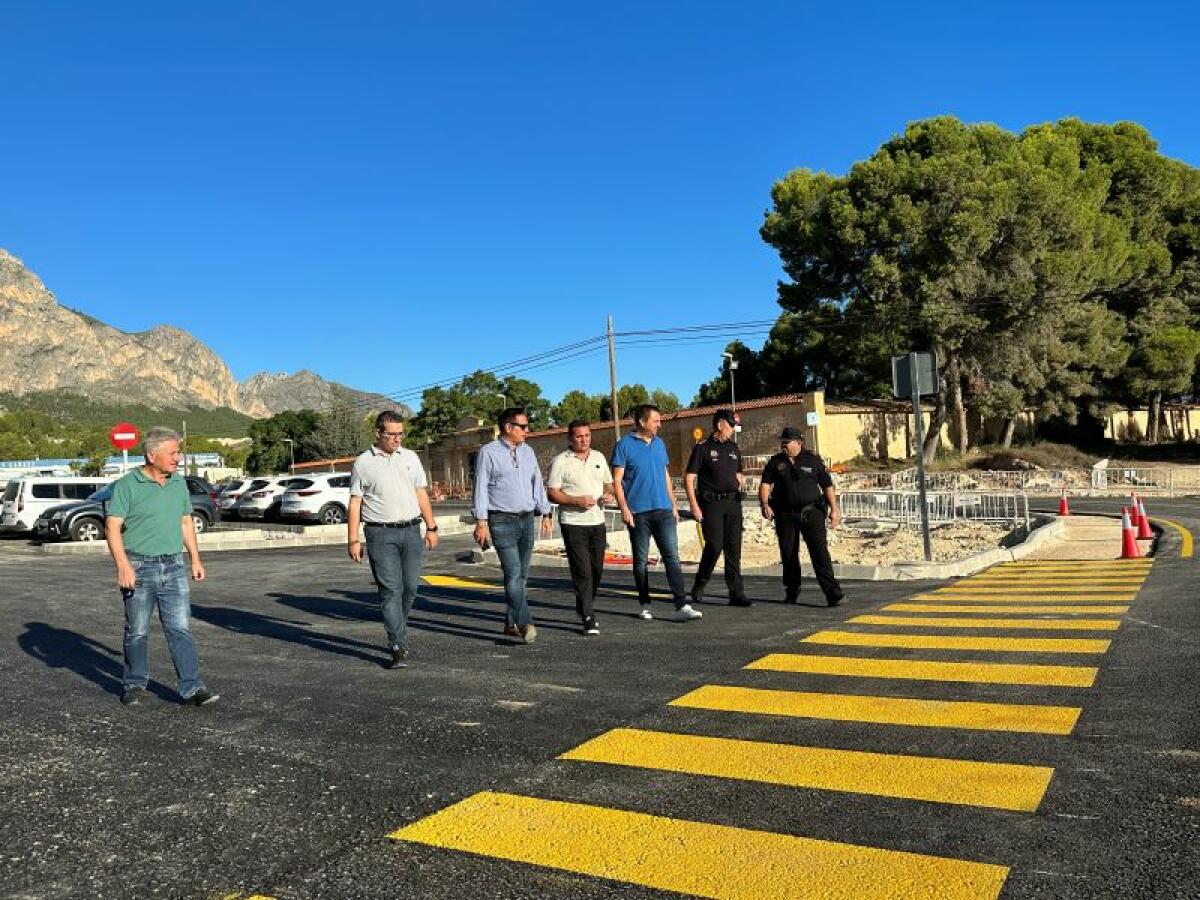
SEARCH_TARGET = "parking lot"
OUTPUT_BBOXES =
[2,517,1199,899]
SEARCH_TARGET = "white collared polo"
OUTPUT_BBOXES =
[349,445,427,523]
[547,448,612,526]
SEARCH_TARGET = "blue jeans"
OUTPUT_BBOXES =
[122,552,205,698]
[489,512,535,628]
[629,509,687,608]
[365,524,425,649]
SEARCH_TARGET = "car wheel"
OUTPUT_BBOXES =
[70,518,103,542]
[191,512,208,534]
[318,503,346,525]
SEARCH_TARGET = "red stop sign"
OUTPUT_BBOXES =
[109,422,140,451]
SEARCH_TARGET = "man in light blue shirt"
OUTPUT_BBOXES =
[472,407,553,642]
[612,403,703,623]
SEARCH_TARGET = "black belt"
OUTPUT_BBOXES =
[364,517,423,529]
[700,490,741,501]
[490,510,536,519]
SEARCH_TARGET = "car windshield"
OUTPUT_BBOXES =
[87,486,115,502]
[285,479,314,490]
[248,480,269,491]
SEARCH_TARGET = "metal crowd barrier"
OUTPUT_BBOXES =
[838,490,1031,528]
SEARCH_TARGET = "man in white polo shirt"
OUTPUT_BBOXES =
[546,421,614,635]
[347,411,439,669]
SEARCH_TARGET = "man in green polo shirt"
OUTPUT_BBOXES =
[105,426,217,707]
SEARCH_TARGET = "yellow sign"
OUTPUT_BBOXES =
[692,426,704,441]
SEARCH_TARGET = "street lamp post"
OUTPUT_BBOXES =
[495,393,508,412]
[282,438,295,474]
[721,352,739,412]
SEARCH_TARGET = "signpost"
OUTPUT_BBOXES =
[108,422,140,475]
[892,352,937,562]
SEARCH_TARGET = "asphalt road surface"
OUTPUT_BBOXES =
[1,499,1196,899]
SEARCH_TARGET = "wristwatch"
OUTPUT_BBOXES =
[426,525,438,532]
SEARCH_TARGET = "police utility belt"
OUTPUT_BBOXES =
[364,517,424,529]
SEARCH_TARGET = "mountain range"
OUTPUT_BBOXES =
[0,249,403,419]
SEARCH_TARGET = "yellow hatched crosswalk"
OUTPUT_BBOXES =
[387,559,1153,898]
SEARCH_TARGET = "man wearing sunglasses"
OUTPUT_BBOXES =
[348,410,439,669]
[472,407,553,643]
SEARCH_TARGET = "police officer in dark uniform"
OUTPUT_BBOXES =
[684,409,749,606]
[758,426,844,606]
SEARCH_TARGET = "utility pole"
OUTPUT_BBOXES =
[181,419,188,476]
[722,351,738,412]
[908,353,933,562]
[607,315,621,447]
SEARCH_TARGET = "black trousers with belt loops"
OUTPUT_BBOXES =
[774,505,842,603]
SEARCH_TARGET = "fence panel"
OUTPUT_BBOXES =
[838,490,1030,527]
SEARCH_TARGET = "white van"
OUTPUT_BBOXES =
[1,476,114,533]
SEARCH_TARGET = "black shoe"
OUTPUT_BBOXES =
[583,617,600,635]
[729,596,753,607]
[184,689,219,706]
[388,645,409,669]
[784,595,798,605]
[826,594,843,607]
[120,688,147,706]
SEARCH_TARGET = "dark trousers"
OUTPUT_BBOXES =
[775,506,842,601]
[691,496,745,601]
[561,522,606,620]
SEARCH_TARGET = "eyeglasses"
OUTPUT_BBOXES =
[509,422,531,430]
[382,431,405,438]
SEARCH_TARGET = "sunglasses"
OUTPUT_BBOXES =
[509,422,531,430]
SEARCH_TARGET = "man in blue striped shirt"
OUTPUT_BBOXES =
[472,407,553,642]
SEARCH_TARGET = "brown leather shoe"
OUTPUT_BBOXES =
[502,625,522,638]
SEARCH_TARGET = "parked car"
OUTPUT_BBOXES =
[216,477,271,519]
[233,476,305,521]
[33,476,221,542]
[2,476,114,534]
[279,473,352,524]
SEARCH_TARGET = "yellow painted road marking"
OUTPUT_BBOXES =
[850,614,1121,631]
[937,585,1137,594]
[422,574,501,591]
[1149,516,1194,558]
[803,630,1111,654]
[607,588,675,600]
[747,653,1098,687]
[670,684,1081,734]
[560,727,1054,811]
[390,791,1010,900]
[884,603,1130,615]
[964,580,1142,588]
[911,593,1134,604]
[992,563,1151,571]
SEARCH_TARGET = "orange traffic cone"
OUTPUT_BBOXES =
[1136,498,1154,540]
[1057,488,1070,516]
[1120,509,1141,559]
[1128,493,1141,528]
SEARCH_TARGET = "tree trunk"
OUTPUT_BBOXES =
[948,351,969,453]
[1000,415,1017,449]
[1147,392,1162,443]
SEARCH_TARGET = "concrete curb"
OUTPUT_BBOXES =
[464,515,1067,581]
[37,514,472,555]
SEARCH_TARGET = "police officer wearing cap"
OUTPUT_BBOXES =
[685,409,749,606]
[758,426,844,606]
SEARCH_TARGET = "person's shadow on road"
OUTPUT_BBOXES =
[191,604,386,666]
[17,621,174,700]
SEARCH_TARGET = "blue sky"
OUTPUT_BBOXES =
[3,1,1198,411]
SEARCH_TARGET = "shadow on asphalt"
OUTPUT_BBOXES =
[17,621,173,701]
[191,603,388,667]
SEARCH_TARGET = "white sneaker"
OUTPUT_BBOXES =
[638,606,653,620]
[672,604,703,622]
